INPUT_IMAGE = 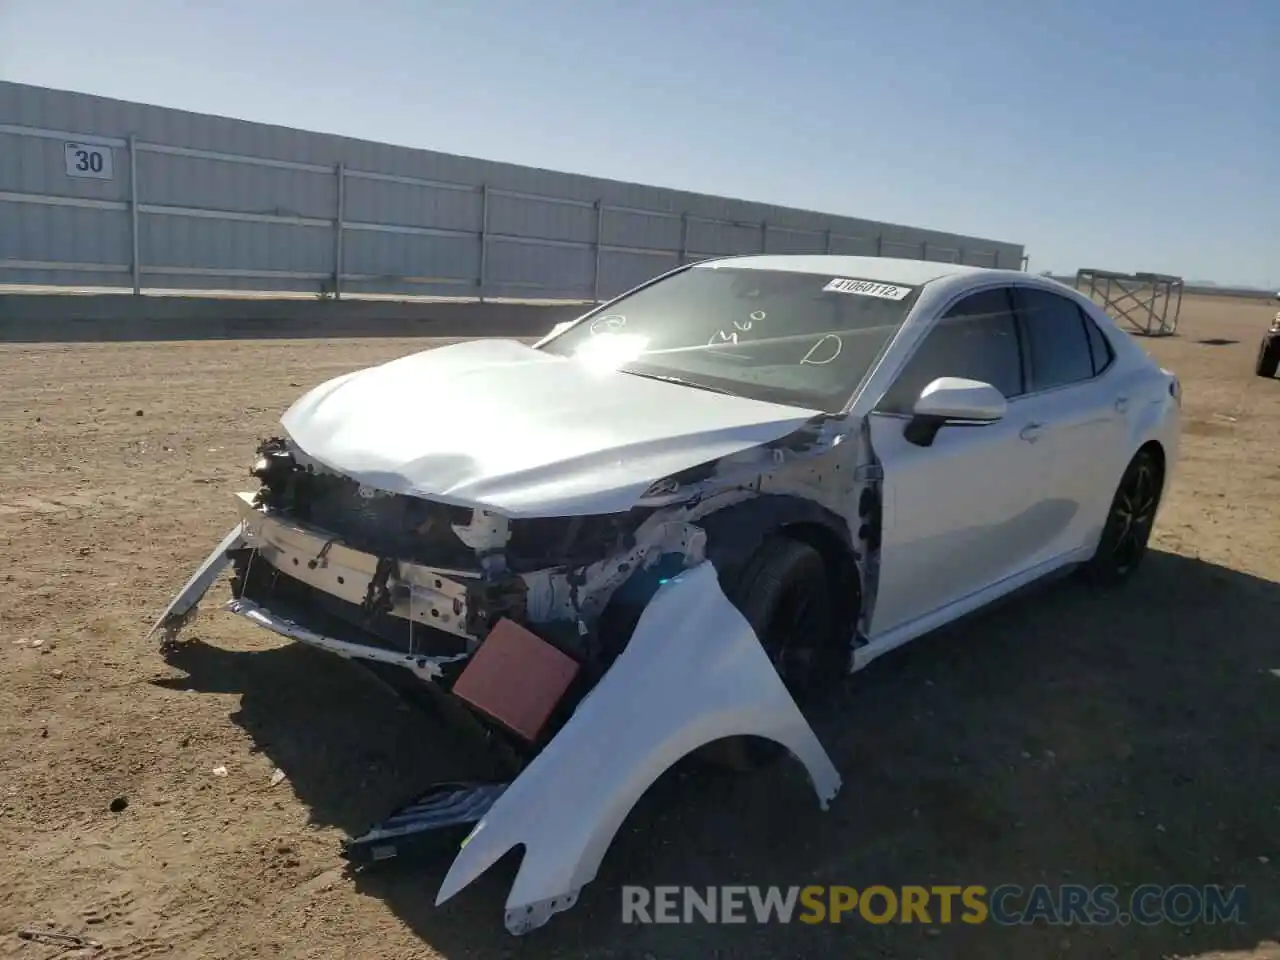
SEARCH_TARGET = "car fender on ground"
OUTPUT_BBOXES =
[433,559,843,935]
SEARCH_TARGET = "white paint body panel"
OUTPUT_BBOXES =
[866,410,1050,636]
[694,254,981,286]
[434,560,842,934]
[861,269,1181,647]
[280,337,820,517]
[1013,379,1129,568]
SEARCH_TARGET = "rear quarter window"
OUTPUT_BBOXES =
[1017,288,1096,391]
[1081,307,1116,375]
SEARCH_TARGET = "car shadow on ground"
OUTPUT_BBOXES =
[154,549,1280,959]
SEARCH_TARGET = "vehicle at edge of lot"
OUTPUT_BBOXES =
[1255,292,1280,378]
[148,254,1182,935]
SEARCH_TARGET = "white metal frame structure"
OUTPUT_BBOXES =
[1074,268,1184,337]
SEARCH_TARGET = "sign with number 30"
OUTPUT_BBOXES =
[64,143,114,180]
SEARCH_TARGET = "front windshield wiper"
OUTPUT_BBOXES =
[620,370,736,396]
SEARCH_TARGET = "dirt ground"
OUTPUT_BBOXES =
[0,294,1277,960]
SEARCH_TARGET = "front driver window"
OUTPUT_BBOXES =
[877,286,1025,414]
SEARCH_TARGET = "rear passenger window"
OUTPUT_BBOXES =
[1017,288,1095,391]
[877,287,1024,414]
[1082,311,1115,375]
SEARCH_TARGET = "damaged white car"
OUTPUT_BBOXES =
[151,254,1181,935]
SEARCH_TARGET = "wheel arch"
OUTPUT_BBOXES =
[698,494,862,621]
[1133,439,1169,504]
[778,519,863,637]
[1137,438,1166,476]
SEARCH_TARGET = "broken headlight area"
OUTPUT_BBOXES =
[233,439,702,767]
[228,497,690,687]
[250,437,656,574]
[238,437,710,689]
[226,434,738,874]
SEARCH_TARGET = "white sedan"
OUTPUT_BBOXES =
[151,254,1181,935]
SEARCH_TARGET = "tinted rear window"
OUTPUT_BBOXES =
[1083,309,1116,375]
[1017,288,1096,391]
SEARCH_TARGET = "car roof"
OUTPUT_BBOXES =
[691,254,1000,287]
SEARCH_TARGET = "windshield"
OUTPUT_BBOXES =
[537,265,922,413]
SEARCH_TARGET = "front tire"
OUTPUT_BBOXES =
[1256,336,1280,378]
[1078,448,1164,587]
[702,536,841,771]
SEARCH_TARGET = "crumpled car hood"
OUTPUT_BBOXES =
[280,338,820,517]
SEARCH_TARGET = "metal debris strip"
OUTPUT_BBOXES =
[341,781,508,867]
[1074,268,1184,336]
[18,927,103,950]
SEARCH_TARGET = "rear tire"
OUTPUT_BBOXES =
[1077,449,1164,587]
[702,536,841,771]
[1256,337,1280,378]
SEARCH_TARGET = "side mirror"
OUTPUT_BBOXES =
[904,377,1007,447]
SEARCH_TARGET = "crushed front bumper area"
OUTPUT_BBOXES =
[224,596,470,680]
[150,494,496,680]
[151,501,844,937]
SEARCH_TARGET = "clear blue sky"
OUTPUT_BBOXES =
[2,0,1275,287]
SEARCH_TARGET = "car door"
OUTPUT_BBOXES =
[1010,286,1131,566]
[866,285,1054,638]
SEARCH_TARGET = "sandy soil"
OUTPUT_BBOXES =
[0,295,1277,959]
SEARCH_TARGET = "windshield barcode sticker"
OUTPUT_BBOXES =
[824,278,913,300]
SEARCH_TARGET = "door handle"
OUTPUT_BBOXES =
[1019,422,1044,443]
[1114,396,1130,413]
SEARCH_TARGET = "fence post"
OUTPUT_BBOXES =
[478,184,489,302]
[129,135,140,295]
[760,220,768,254]
[875,235,884,257]
[593,200,604,302]
[678,212,688,265]
[333,162,345,300]
[993,250,1001,269]
[824,228,832,254]
[921,240,929,261]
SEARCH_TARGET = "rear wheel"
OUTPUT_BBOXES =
[702,536,842,771]
[1256,336,1280,378]
[1077,449,1164,587]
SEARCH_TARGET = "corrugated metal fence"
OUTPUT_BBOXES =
[0,83,1026,301]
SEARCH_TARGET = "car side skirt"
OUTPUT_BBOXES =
[852,545,1095,672]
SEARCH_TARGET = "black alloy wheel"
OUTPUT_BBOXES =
[1078,448,1164,586]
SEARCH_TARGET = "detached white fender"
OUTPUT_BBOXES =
[435,560,843,935]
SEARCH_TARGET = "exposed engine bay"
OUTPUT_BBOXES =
[209,414,883,760]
